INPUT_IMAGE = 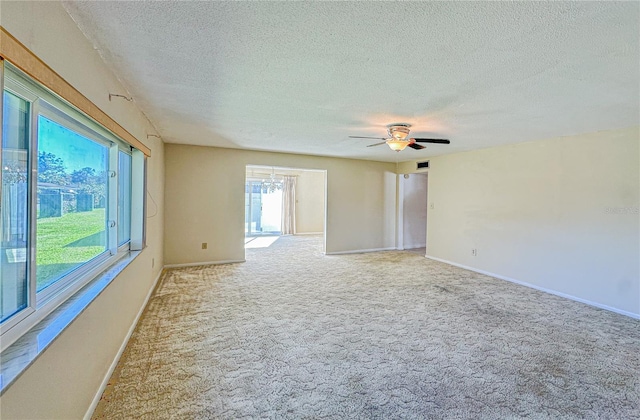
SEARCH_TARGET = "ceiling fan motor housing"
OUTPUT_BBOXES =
[387,123,412,140]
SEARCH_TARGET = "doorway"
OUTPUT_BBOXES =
[401,172,428,253]
[245,165,327,254]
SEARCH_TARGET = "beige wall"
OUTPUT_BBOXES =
[0,2,165,418]
[165,144,396,264]
[295,170,325,234]
[424,127,640,316]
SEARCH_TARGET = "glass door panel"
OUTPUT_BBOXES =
[245,180,282,236]
[250,183,262,234]
[260,188,282,233]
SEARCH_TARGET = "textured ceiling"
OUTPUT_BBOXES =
[62,1,639,162]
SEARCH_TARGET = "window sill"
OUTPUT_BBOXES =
[0,250,141,395]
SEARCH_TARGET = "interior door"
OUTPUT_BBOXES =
[402,173,428,250]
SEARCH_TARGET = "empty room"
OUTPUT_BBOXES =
[0,1,638,419]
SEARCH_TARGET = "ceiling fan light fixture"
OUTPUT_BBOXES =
[386,139,410,151]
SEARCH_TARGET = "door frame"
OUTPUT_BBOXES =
[244,164,327,253]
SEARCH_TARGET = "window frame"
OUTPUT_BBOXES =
[0,61,145,351]
[117,148,133,247]
[0,76,37,334]
[34,108,115,303]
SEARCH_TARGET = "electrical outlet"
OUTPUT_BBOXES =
[472,249,477,256]
[202,243,208,250]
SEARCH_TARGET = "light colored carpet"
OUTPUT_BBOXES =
[93,235,640,419]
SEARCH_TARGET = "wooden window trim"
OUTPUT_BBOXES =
[0,26,151,157]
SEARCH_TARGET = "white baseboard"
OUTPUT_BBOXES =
[84,268,165,420]
[326,247,396,255]
[425,255,640,320]
[403,243,426,250]
[294,232,323,236]
[164,259,245,268]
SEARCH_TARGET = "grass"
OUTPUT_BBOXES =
[37,208,106,290]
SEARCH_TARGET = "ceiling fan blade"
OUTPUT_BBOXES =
[408,143,426,150]
[412,138,450,144]
[349,136,387,140]
[366,141,388,147]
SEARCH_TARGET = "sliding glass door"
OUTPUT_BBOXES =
[245,181,282,236]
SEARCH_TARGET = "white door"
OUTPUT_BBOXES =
[402,173,428,250]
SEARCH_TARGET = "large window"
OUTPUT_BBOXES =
[0,62,145,347]
[36,114,109,292]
